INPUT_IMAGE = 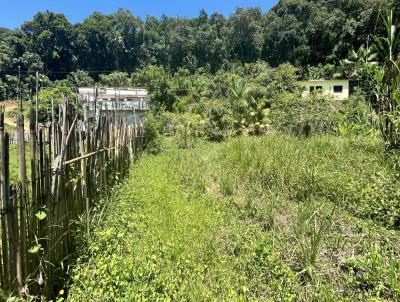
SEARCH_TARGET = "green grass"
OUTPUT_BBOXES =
[4,100,31,119]
[9,144,31,185]
[67,135,400,301]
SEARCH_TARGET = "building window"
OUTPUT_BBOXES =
[333,85,343,93]
[310,86,323,92]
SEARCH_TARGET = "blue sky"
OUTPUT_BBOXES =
[0,0,277,29]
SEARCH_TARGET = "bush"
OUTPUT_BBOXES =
[67,70,95,90]
[194,99,236,142]
[36,85,75,122]
[270,92,341,136]
[143,112,164,154]
[131,65,176,110]
[158,111,204,148]
[337,94,379,137]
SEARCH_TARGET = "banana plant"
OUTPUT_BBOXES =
[341,45,378,78]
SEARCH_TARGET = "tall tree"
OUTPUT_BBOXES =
[228,8,264,63]
[75,12,115,76]
[139,16,168,68]
[22,11,77,78]
[111,9,142,72]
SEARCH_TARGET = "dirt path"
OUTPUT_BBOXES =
[2,100,30,131]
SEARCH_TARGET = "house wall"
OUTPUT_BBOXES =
[79,87,151,124]
[298,80,350,100]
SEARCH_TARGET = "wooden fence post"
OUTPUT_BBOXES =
[29,108,38,283]
[0,112,9,289]
[16,113,26,292]
[3,131,16,288]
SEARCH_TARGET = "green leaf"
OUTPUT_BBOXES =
[28,245,40,254]
[35,211,47,220]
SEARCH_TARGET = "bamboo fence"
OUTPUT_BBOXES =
[0,96,144,298]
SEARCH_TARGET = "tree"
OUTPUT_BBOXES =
[138,16,167,67]
[164,17,195,71]
[111,9,142,72]
[75,12,115,75]
[131,65,175,109]
[67,70,95,91]
[99,72,131,87]
[22,11,77,78]
[262,0,311,66]
[228,8,264,63]
[342,46,378,79]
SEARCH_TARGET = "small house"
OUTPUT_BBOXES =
[298,79,350,100]
[78,87,150,124]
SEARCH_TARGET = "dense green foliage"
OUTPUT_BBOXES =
[134,61,376,145]
[0,0,399,100]
[370,11,400,147]
[67,136,400,301]
[1,3,399,300]
[339,9,400,148]
[36,85,74,121]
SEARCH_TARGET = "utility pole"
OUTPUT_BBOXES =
[18,65,22,112]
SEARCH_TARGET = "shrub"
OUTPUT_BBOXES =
[143,112,164,154]
[196,99,236,141]
[270,92,341,136]
[337,94,379,137]
[67,70,95,90]
[158,111,204,148]
[36,85,75,122]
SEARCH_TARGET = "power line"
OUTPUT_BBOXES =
[0,67,130,76]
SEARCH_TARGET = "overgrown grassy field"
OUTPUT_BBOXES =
[67,135,400,301]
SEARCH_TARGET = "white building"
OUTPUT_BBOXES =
[78,87,151,123]
[298,79,350,100]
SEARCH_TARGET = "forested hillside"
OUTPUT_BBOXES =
[0,0,398,100]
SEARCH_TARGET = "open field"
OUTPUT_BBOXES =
[67,135,400,301]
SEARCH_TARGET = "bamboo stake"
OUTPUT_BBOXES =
[0,113,9,289]
[10,186,19,290]
[35,71,39,135]
[51,98,68,201]
[4,132,16,287]
[28,108,38,290]
[16,113,26,292]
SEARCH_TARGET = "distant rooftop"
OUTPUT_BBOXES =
[298,79,350,82]
[78,87,148,98]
